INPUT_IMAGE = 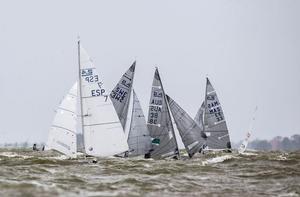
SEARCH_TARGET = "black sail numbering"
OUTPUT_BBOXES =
[110,61,136,130]
[166,95,207,158]
[147,68,180,159]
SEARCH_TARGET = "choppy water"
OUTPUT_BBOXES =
[0,149,299,197]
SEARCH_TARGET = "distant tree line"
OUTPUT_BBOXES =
[1,134,300,151]
[248,134,300,151]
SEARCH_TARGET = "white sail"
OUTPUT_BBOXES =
[46,82,78,158]
[238,132,251,154]
[110,62,135,130]
[238,107,258,154]
[127,90,152,157]
[78,42,128,157]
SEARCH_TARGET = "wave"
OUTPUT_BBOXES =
[202,154,236,165]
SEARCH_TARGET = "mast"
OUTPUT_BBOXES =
[202,77,208,135]
[157,67,180,158]
[77,39,85,151]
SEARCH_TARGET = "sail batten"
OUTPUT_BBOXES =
[147,68,179,159]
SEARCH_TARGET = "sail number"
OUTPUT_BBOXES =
[208,101,224,122]
[85,75,99,83]
[148,90,163,125]
[148,106,160,125]
[110,87,128,103]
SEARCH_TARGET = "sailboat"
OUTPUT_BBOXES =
[110,63,154,158]
[77,40,129,157]
[166,95,207,158]
[127,90,152,157]
[45,82,78,158]
[194,77,232,151]
[147,68,180,159]
[238,106,258,154]
[46,41,129,158]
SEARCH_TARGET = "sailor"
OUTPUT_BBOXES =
[32,143,39,151]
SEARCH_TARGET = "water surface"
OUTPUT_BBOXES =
[0,149,299,197]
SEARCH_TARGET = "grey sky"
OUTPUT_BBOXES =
[0,0,299,144]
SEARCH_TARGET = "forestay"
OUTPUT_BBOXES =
[147,68,179,159]
[166,95,206,158]
[78,43,128,157]
[195,78,231,150]
[110,62,135,130]
[46,82,78,158]
[127,90,152,157]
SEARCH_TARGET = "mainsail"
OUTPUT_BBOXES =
[166,95,207,158]
[147,68,179,159]
[127,90,152,157]
[78,41,128,157]
[195,78,231,150]
[110,62,135,130]
[46,82,78,157]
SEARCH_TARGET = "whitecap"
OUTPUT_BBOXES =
[202,155,235,165]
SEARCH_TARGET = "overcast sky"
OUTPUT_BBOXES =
[0,0,299,144]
